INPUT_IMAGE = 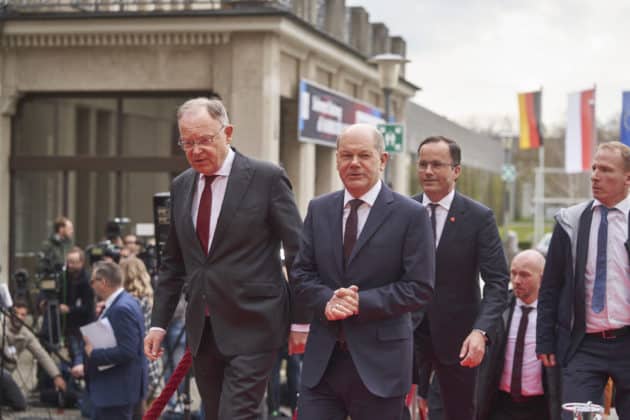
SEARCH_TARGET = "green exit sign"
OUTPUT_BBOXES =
[377,123,404,154]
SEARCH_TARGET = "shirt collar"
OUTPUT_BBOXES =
[592,195,630,216]
[516,297,538,309]
[197,147,235,181]
[422,189,455,210]
[104,287,124,309]
[344,180,382,208]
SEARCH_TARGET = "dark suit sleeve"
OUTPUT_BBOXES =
[536,222,569,355]
[151,184,187,329]
[473,208,509,333]
[90,303,143,367]
[355,205,435,322]
[268,167,310,324]
[292,202,336,323]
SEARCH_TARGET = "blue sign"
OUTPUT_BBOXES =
[298,80,384,147]
[621,91,630,147]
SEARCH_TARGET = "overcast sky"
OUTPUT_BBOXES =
[347,0,629,134]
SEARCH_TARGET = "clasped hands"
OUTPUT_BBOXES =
[325,285,359,321]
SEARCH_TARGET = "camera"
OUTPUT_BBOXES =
[86,241,122,265]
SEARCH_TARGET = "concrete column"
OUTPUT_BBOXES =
[349,7,371,57]
[371,23,390,55]
[0,96,17,285]
[324,0,346,41]
[229,33,280,163]
[390,36,407,77]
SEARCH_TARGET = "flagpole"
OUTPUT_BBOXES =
[533,85,545,245]
[534,146,545,244]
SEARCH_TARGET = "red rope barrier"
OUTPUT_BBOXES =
[143,347,193,420]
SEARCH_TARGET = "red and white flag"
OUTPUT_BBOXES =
[565,88,596,173]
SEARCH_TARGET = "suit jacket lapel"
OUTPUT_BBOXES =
[347,184,394,265]
[436,191,466,256]
[328,191,345,282]
[573,204,593,334]
[209,150,253,257]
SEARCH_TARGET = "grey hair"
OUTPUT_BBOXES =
[177,97,230,126]
[92,261,123,288]
[336,124,385,154]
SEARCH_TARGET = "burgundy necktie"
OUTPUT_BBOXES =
[343,199,363,264]
[196,175,217,255]
[511,305,533,398]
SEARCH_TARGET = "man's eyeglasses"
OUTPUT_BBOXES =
[418,160,456,171]
[178,126,225,150]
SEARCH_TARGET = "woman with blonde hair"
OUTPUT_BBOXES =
[119,256,163,417]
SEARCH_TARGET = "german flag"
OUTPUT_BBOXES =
[518,91,543,149]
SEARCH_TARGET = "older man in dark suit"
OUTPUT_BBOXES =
[412,136,509,420]
[293,123,435,420]
[144,97,306,420]
[84,261,147,419]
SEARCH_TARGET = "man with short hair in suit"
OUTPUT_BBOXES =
[292,123,435,420]
[144,97,307,420]
[476,250,561,420]
[84,261,147,420]
[537,142,630,419]
[412,136,509,419]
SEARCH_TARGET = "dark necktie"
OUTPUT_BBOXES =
[343,199,363,264]
[428,203,439,245]
[592,206,610,313]
[196,175,217,255]
[511,305,533,398]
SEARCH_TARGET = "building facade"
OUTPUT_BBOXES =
[0,0,418,282]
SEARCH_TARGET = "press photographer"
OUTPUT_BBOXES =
[1,300,66,412]
[59,247,95,370]
[38,217,74,274]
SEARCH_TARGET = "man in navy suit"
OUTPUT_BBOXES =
[84,261,147,419]
[537,142,630,419]
[412,136,509,420]
[292,123,435,420]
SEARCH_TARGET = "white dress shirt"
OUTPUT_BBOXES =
[421,189,455,247]
[499,299,544,396]
[191,148,235,254]
[585,197,630,332]
[342,180,382,242]
[151,149,235,334]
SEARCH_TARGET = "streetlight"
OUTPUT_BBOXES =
[368,53,410,185]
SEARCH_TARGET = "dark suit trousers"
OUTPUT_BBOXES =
[489,391,548,420]
[298,346,406,420]
[193,318,277,420]
[562,333,630,420]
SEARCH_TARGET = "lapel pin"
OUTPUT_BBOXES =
[450,217,456,223]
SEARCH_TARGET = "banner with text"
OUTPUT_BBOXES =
[298,79,384,147]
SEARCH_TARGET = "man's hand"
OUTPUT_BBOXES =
[324,285,359,321]
[95,301,106,318]
[144,329,166,361]
[83,336,93,357]
[53,375,67,392]
[288,331,308,355]
[459,330,486,367]
[538,353,557,367]
[59,304,70,314]
[71,364,85,379]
